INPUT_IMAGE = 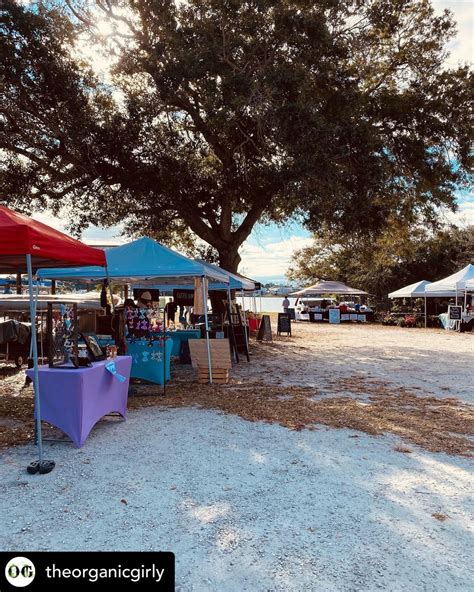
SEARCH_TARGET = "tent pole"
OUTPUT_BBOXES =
[202,277,212,384]
[26,255,44,464]
[228,285,237,363]
[240,293,249,353]
[106,268,115,312]
[424,293,427,329]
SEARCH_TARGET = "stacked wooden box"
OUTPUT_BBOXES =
[189,339,232,384]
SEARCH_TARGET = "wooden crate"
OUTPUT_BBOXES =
[197,367,229,384]
[189,339,232,384]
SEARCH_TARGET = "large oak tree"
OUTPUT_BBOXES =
[1,0,472,271]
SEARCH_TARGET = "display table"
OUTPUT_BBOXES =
[165,329,201,356]
[439,313,474,332]
[296,310,373,322]
[26,356,132,448]
[127,338,173,384]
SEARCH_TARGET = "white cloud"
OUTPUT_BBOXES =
[433,0,473,65]
[441,199,474,227]
[239,236,313,280]
[31,211,124,245]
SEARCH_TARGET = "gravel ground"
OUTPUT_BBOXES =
[235,323,474,404]
[0,322,473,590]
[1,407,473,591]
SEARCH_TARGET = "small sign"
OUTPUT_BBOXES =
[215,331,225,339]
[341,314,350,321]
[448,305,462,320]
[358,314,366,322]
[329,309,341,324]
[133,288,160,302]
[350,313,358,321]
[314,313,323,320]
[257,315,272,342]
[277,313,292,336]
[173,289,194,306]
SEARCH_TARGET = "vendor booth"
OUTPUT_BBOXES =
[388,280,432,300]
[290,281,371,323]
[134,259,256,362]
[0,206,113,472]
[425,264,474,330]
[38,237,231,384]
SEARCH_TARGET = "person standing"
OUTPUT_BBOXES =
[282,295,290,313]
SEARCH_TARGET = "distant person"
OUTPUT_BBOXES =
[165,300,178,325]
[282,296,290,313]
[3,284,11,294]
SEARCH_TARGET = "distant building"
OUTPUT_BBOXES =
[267,285,294,296]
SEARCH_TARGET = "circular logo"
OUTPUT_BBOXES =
[5,557,35,587]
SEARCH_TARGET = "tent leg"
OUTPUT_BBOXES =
[240,294,249,356]
[106,272,115,312]
[202,278,212,384]
[228,286,238,363]
[26,255,54,474]
[424,294,427,328]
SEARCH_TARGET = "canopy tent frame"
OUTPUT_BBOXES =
[0,205,106,474]
[38,238,231,384]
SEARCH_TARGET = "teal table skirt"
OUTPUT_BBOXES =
[126,338,173,385]
[164,330,201,356]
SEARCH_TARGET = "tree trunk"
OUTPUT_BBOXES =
[218,247,241,274]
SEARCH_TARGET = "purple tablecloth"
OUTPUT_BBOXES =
[26,356,132,448]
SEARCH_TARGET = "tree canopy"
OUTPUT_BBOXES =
[287,223,474,300]
[1,0,472,270]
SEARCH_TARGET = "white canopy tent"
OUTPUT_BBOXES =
[291,280,368,297]
[424,264,474,298]
[388,280,432,299]
[423,264,474,328]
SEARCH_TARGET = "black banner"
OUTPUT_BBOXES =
[172,289,194,306]
[133,289,160,302]
[0,552,174,591]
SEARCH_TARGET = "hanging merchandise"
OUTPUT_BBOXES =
[46,302,79,368]
[193,277,207,315]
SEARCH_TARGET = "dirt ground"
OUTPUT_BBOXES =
[1,321,472,455]
[1,322,473,591]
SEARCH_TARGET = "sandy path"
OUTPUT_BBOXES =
[1,408,473,591]
[233,323,473,403]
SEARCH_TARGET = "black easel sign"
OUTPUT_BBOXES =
[277,313,292,336]
[448,305,462,320]
[257,315,273,342]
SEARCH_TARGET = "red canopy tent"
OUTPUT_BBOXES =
[0,206,106,271]
[0,206,106,473]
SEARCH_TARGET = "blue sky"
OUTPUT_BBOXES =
[33,0,473,283]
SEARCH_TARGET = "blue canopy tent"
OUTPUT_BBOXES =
[38,237,230,383]
[134,259,256,353]
[133,260,255,291]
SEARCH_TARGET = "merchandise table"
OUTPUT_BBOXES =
[26,356,132,448]
[164,329,201,356]
[295,311,373,322]
[127,337,173,384]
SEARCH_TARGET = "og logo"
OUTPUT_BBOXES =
[5,557,35,587]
